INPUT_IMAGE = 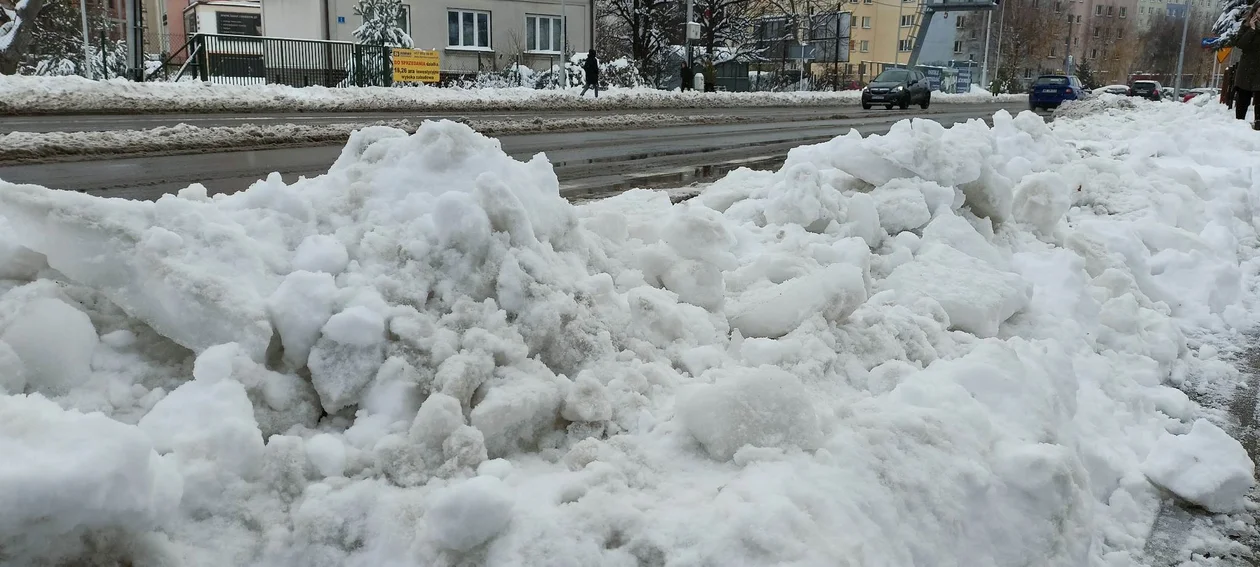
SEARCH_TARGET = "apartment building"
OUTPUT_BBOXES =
[261,0,591,74]
[842,0,926,71]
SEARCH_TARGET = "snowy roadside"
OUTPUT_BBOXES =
[0,75,1025,115]
[3,93,1260,566]
[0,113,754,163]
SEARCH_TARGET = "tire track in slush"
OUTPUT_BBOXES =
[1143,343,1260,566]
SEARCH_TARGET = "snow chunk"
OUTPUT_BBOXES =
[1,297,98,396]
[1011,171,1071,235]
[1142,419,1255,513]
[0,394,182,562]
[308,306,387,413]
[884,242,1030,337]
[427,475,515,552]
[292,234,350,274]
[678,366,823,460]
[267,270,338,368]
[872,179,933,234]
[306,433,348,478]
[138,377,265,478]
[728,263,868,338]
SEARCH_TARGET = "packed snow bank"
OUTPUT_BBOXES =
[0,95,1257,566]
[0,113,749,163]
[1142,418,1255,513]
[0,75,1024,115]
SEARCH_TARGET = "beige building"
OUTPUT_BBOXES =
[845,0,927,76]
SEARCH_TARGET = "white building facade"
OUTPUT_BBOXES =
[261,0,592,74]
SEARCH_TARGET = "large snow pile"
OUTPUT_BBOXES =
[0,75,1024,114]
[0,95,1257,566]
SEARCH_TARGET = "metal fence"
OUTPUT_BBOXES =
[153,33,393,87]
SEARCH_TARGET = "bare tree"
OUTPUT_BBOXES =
[0,0,48,75]
[968,0,1065,91]
[1135,13,1214,85]
[695,0,756,57]
[599,0,678,84]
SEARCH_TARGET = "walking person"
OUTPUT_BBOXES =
[1232,4,1260,127]
[680,62,691,91]
[580,49,600,97]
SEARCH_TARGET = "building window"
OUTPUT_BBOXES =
[900,14,914,27]
[1117,27,1123,38]
[1055,0,1062,11]
[956,15,966,27]
[1091,48,1098,58]
[953,40,963,53]
[1107,5,1114,15]
[862,16,871,28]
[396,5,411,36]
[860,39,869,52]
[1076,14,1082,22]
[1093,26,1099,37]
[970,29,977,39]
[448,9,491,48]
[1050,46,1057,57]
[1119,6,1127,17]
[899,38,913,51]
[525,15,562,52]
[1074,36,1079,45]
[1095,5,1103,15]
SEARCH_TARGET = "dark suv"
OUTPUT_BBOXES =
[862,69,932,110]
[1130,80,1163,101]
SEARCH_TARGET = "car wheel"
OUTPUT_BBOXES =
[899,95,910,110]
[920,93,931,110]
[862,103,872,110]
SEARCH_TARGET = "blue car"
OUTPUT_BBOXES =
[1029,75,1085,111]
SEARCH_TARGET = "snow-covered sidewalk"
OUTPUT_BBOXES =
[1,94,1259,566]
[0,75,1023,114]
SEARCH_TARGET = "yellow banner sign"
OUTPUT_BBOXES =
[392,49,440,83]
[1218,47,1232,64]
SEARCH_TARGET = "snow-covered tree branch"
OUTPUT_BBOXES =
[0,0,47,74]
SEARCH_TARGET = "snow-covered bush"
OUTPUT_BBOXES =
[339,0,413,87]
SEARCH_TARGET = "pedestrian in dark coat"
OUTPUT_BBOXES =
[1233,5,1260,126]
[1223,63,1236,108]
[580,50,600,97]
[680,63,691,91]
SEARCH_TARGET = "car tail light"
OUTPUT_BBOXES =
[1065,88,1073,95]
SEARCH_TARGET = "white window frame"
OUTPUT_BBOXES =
[860,39,869,52]
[861,16,871,28]
[1119,6,1127,17]
[448,9,492,50]
[1094,5,1102,15]
[898,38,912,51]
[956,15,965,27]
[953,40,963,53]
[525,14,563,52]
[900,14,914,27]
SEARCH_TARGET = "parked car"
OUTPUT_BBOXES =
[1097,84,1132,96]
[1182,87,1219,102]
[1129,80,1163,101]
[1028,75,1086,111]
[862,69,932,110]
[1160,86,1175,99]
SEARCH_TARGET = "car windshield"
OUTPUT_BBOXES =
[1034,76,1069,86]
[1133,82,1157,89]
[874,70,911,82]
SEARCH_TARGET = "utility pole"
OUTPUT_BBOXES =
[79,0,93,79]
[560,0,568,88]
[686,0,695,73]
[1063,13,1072,75]
[833,12,841,91]
[993,0,1004,91]
[896,0,907,66]
[1174,3,1190,97]
[981,10,991,86]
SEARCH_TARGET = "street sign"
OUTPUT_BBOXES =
[1203,36,1220,47]
[924,67,943,90]
[956,67,972,92]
